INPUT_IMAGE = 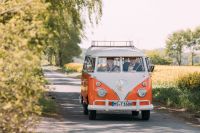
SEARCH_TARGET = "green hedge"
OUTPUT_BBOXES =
[153,87,200,112]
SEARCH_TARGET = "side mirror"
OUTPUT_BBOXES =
[149,65,155,72]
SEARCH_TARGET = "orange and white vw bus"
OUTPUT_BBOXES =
[80,41,154,120]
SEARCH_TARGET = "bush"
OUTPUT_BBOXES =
[0,49,45,132]
[153,87,182,106]
[64,63,83,73]
[153,87,200,111]
[182,91,200,111]
[176,72,200,91]
[0,0,47,132]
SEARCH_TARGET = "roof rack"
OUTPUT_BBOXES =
[91,41,135,48]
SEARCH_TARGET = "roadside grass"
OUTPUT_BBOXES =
[39,95,58,117]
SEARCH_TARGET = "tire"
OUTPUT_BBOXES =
[141,110,150,120]
[132,111,139,117]
[89,110,96,120]
[83,103,88,115]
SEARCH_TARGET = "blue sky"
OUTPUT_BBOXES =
[80,0,200,50]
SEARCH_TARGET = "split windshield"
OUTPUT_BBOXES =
[97,57,145,72]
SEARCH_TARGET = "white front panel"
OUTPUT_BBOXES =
[93,72,149,100]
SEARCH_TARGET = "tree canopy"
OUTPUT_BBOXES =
[45,0,102,66]
[166,28,200,65]
[146,50,172,65]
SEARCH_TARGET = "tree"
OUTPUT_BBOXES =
[166,28,200,66]
[190,27,200,65]
[45,0,102,66]
[166,30,188,65]
[0,0,47,132]
[147,50,172,65]
[0,0,102,132]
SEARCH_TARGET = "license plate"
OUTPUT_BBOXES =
[112,101,132,106]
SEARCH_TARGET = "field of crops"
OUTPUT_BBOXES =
[152,65,200,87]
[64,63,83,73]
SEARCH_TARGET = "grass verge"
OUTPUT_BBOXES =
[153,87,200,114]
[39,96,58,117]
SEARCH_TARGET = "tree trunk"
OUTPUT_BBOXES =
[176,51,181,66]
[58,50,62,67]
[55,51,62,67]
[179,52,182,66]
[48,54,53,65]
[191,52,194,66]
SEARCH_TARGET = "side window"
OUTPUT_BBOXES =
[145,57,151,72]
[83,56,95,73]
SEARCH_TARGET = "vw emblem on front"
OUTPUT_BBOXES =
[116,79,126,91]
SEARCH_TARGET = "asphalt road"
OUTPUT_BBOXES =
[37,66,200,133]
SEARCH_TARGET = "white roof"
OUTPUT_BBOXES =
[85,47,145,57]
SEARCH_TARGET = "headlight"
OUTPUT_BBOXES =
[97,88,107,97]
[137,88,147,97]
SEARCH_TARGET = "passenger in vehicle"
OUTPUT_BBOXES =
[123,58,130,72]
[124,58,143,72]
[107,58,113,71]
[133,58,143,71]
[128,58,135,71]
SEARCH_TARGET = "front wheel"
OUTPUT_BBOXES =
[89,110,96,120]
[141,110,150,120]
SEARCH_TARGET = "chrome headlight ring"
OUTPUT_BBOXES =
[97,88,107,97]
[137,88,147,97]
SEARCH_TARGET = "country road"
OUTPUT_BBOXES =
[37,66,200,133]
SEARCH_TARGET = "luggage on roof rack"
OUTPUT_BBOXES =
[91,41,134,47]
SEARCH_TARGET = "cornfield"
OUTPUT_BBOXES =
[152,65,200,87]
[64,63,83,73]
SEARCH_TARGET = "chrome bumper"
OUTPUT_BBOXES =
[88,100,153,111]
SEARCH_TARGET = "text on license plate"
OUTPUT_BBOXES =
[112,101,132,106]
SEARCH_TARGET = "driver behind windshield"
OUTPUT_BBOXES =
[107,58,120,72]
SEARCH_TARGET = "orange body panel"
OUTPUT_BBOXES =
[88,78,119,105]
[126,78,152,103]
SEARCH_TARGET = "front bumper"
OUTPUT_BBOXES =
[88,100,153,111]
